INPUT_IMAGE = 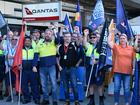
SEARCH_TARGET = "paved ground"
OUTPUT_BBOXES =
[0,96,114,105]
[0,91,125,105]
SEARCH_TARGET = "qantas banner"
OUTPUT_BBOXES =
[23,2,62,22]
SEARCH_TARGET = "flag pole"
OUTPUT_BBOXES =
[85,64,95,97]
[18,22,25,105]
[7,32,14,103]
[18,66,22,105]
[5,14,14,103]
[8,67,14,102]
[130,58,136,103]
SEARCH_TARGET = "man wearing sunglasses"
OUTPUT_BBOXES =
[83,29,104,105]
[4,35,18,102]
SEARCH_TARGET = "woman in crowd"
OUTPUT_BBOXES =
[108,32,136,105]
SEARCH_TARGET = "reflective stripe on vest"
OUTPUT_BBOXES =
[22,49,34,60]
[85,43,94,57]
[94,49,99,59]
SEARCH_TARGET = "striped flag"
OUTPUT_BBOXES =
[74,0,82,34]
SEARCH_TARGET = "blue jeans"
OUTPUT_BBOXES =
[60,67,78,101]
[40,65,57,101]
[114,73,131,104]
[76,67,86,86]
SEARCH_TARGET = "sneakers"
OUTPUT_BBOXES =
[125,103,129,105]
[41,100,49,105]
[114,103,119,105]
[64,101,70,105]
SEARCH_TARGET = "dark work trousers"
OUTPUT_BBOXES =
[21,70,40,101]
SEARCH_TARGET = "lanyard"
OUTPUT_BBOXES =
[64,45,68,54]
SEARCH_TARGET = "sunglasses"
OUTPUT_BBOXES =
[90,37,96,39]
[12,39,18,41]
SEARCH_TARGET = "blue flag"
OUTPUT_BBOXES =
[0,11,9,36]
[131,60,139,105]
[63,14,73,33]
[0,11,6,29]
[74,0,82,34]
[88,0,105,31]
[116,0,133,39]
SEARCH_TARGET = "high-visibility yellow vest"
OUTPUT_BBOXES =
[136,53,140,61]
[22,48,34,60]
[32,39,44,49]
[94,49,99,59]
[85,43,94,57]
[0,49,4,55]
[85,43,99,59]
[35,40,57,57]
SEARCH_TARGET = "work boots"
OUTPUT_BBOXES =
[87,94,95,105]
[99,96,104,105]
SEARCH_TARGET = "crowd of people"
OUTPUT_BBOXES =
[0,22,139,105]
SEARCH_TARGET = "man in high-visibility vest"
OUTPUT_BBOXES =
[83,29,105,105]
[34,28,60,105]
[21,36,40,104]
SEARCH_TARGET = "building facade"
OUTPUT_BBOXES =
[0,0,140,32]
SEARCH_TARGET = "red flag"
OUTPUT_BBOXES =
[12,25,25,92]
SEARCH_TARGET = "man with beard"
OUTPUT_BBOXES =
[34,28,60,105]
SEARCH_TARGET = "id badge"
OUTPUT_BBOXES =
[64,55,67,59]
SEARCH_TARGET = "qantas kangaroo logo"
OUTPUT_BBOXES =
[24,7,58,15]
[25,8,33,15]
